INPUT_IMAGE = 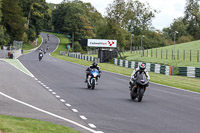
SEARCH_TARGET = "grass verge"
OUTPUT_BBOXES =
[22,35,42,53]
[47,32,200,93]
[0,115,80,133]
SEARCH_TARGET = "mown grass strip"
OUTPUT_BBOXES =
[47,32,200,93]
[0,115,80,133]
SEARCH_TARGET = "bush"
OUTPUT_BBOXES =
[73,41,83,52]
[177,35,194,44]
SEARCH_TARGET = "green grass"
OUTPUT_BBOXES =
[47,32,200,93]
[0,115,80,133]
[22,35,42,51]
[123,40,200,67]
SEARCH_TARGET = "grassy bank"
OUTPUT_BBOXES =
[0,115,80,133]
[48,32,200,93]
[22,35,42,54]
[123,40,200,67]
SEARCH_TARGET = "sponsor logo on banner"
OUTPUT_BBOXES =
[87,39,117,48]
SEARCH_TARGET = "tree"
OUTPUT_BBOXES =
[2,0,25,43]
[52,1,95,41]
[184,0,200,39]
[19,0,50,41]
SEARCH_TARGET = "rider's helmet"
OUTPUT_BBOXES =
[92,62,97,67]
[139,64,146,72]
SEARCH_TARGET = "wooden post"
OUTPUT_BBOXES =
[190,50,192,61]
[161,49,162,59]
[183,50,185,61]
[197,50,199,62]
[143,48,144,57]
[156,49,157,58]
[177,50,179,60]
[166,49,168,59]
[151,49,153,57]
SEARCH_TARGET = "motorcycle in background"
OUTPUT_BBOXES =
[87,68,100,90]
[130,72,149,102]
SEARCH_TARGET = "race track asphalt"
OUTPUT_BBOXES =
[17,33,200,133]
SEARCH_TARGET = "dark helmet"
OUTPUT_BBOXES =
[139,64,145,72]
[92,62,97,67]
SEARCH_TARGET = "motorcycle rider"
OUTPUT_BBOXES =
[38,48,43,61]
[129,64,150,91]
[85,62,101,84]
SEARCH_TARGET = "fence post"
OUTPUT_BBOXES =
[177,49,179,60]
[166,49,168,59]
[190,50,192,61]
[183,50,185,61]
[161,49,162,59]
[172,50,173,60]
[156,49,157,58]
[151,49,153,57]
[143,48,144,57]
[198,50,199,62]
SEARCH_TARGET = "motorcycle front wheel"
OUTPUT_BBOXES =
[138,88,145,102]
[91,78,95,90]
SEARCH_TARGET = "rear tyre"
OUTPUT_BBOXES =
[138,88,144,102]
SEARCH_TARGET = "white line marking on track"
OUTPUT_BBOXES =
[52,92,56,95]
[43,84,46,87]
[65,103,71,107]
[0,92,98,133]
[16,59,35,77]
[48,89,53,92]
[72,109,78,113]
[45,87,49,89]
[60,99,65,102]
[88,124,96,128]
[80,115,87,120]
[55,95,60,98]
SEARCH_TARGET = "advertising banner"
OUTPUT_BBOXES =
[87,39,117,48]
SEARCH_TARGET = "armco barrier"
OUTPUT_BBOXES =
[113,58,172,76]
[68,52,99,63]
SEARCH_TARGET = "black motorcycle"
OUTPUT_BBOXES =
[130,72,149,102]
[38,53,43,61]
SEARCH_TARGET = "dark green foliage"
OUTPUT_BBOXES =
[2,0,25,43]
[52,1,96,41]
[73,41,83,52]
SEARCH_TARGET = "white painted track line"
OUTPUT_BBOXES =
[0,91,99,133]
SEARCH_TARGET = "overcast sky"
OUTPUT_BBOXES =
[46,0,186,30]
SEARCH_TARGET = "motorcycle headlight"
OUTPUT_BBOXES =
[93,73,97,77]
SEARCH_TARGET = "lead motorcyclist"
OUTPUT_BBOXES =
[38,48,43,61]
[129,64,150,91]
[85,62,102,84]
